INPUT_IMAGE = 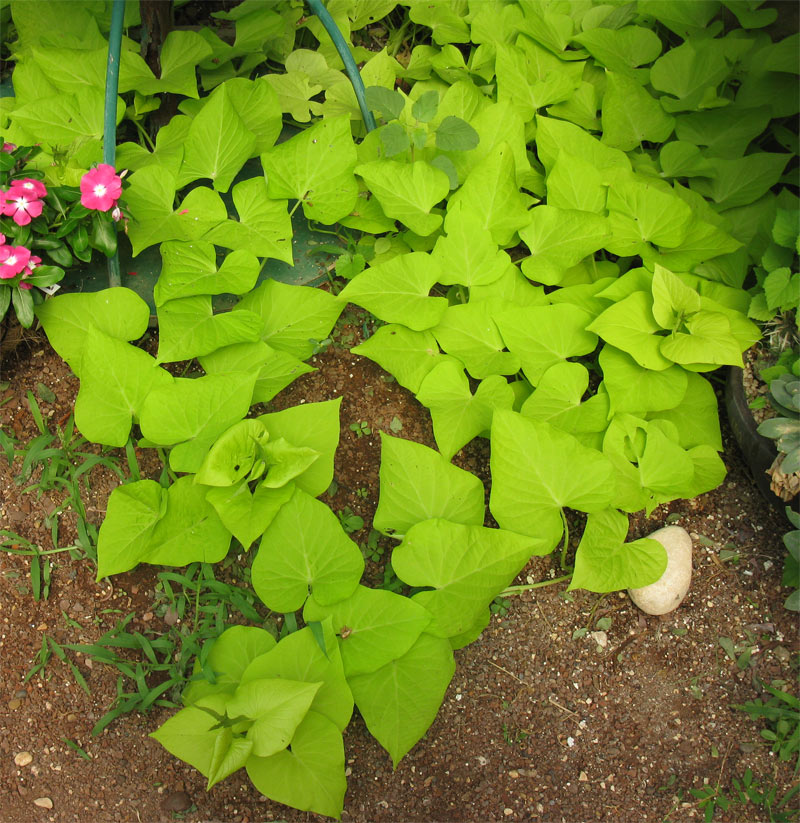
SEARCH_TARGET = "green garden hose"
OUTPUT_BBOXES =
[306,0,377,132]
[103,0,125,287]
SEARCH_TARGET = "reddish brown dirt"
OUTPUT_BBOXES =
[1,315,798,823]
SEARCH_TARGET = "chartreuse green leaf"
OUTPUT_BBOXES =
[261,116,358,224]
[257,398,342,497]
[431,207,513,287]
[495,303,597,386]
[447,143,533,245]
[338,253,448,331]
[649,38,731,112]
[200,341,314,404]
[351,324,459,393]
[519,206,610,286]
[96,476,231,579]
[246,710,346,820]
[304,586,432,677]
[572,25,663,74]
[194,419,270,487]
[264,71,323,122]
[137,29,213,97]
[151,694,252,791]
[588,292,673,371]
[235,278,344,360]
[535,115,630,177]
[570,509,667,593]
[355,159,449,235]
[599,345,688,416]
[416,362,515,461]
[178,83,255,192]
[637,422,696,499]
[154,241,261,305]
[156,297,262,363]
[520,361,609,436]
[393,519,545,638]
[225,678,321,757]
[495,42,576,122]
[690,153,791,211]
[546,151,607,214]
[240,618,353,733]
[409,0,469,44]
[651,264,702,330]
[204,177,293,263]
[606,176,692,254]
[674,105,772,159]
[432,301,520,379]
[206,482,295,550]
[601,71,675,151]
[222,77,283,154]
[372,433,485,537]
[96,480,162,580]
[659,311,743,368]
[490,410,615,546]
[261,439,319,489]
[74,327,173,447]
[34,288,151,374]
[647,373,724,451]
[143,476,232,566]
[139,372,257,473]
[348,632,455,769]
[252,487,363,612]
[183,626,277,705]
[125,166,228,256]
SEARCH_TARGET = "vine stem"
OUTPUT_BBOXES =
[559,508,572,571]
[501,573,572,596]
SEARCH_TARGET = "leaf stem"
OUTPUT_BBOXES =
[559,509,572,571]
[132,118,156,152]
[501,573,572,595]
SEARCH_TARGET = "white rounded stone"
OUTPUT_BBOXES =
[628,526,693,615]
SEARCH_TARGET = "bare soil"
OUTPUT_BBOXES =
[0,313,798,823]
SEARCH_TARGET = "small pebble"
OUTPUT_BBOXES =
[8,699,21,711]
[14,752,33,767]
[579,771,588,782]
[33,797,53,809]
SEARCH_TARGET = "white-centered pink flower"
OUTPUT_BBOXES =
[12,178,47,199]
[80,164,122,212]
[1,188,43,226]
[0,244,31,279]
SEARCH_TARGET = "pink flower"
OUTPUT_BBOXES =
[1,188,43,226]
[1,143,15,153]
[22,254,42,278]
[0,244,31,278]
[11,178,47,199]
[0,233,5,246]
[80,164,122,212]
